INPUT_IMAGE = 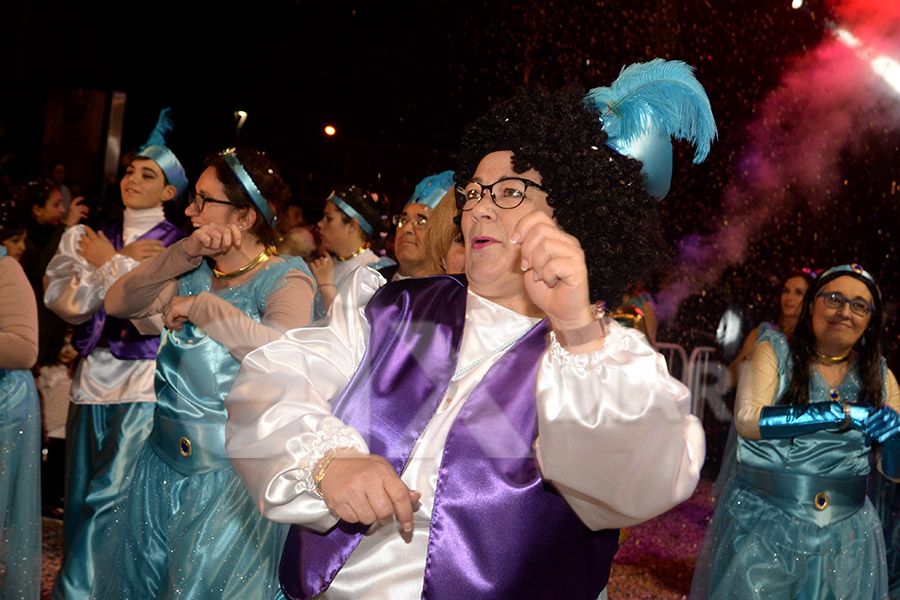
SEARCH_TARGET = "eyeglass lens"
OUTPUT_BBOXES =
[820,292,871,316]
[393,215,427,228]
[457,178,530,210]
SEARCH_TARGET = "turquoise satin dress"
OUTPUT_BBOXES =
[691,327,889,599]
[0,246,41,600]
[869,438,900,598]
[93,257,312,600]
[0,358,41,600]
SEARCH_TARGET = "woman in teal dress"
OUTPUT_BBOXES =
[96,148,317,599]
[691,264,900,599]
[0,244,40,600]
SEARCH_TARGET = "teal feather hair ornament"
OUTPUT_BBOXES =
[584,58,717,200]
[135,107,189,197]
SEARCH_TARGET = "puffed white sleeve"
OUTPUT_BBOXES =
[535,319,705,530]
[44,225,140,324]
[225,267,384,530]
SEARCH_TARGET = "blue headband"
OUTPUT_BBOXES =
[819,263,881,302]
[328,191,374,235]
[407,170,455,209]
[221,149,275,227]
[135,145,188,198]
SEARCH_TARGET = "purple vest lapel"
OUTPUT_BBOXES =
[421,319,618,599]
[280,275,468,599]
[280,275,618,600]
[72,220,185,359]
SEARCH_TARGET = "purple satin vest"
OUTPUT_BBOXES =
[280,275,619,599]
[72,219,185,360]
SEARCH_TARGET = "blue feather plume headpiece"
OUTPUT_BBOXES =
[135,107,188,197]
[584,59,717,199]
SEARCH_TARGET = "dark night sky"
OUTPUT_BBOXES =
[4,0,900,357]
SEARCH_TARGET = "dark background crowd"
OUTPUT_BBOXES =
[3,0,900,440]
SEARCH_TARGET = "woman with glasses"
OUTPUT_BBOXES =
[44,116,187,599]
[309,185,393,314]
[378,170,455,282]
[691,264,900,599]
[95,148,317,599]
[226,80,711,599]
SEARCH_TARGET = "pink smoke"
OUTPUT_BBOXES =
[656,0,900,321]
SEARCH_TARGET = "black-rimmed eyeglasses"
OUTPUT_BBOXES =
[454,177,548,211]
[190,192,235,212]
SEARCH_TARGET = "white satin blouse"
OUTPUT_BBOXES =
[43,207,167,405]
[226,267,705,599]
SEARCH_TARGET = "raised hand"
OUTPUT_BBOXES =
[864,406,900,445]
[308,253,335,287]
[512,211,597,344]
[63,196,89,226]
[182,223,242,258]
[120,239,164,261]
[76,226,116,267]
[317,448,421,532]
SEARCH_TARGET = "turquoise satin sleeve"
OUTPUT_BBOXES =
[866,408,900,477]
[759,402,849,438]
[865,406,900,444]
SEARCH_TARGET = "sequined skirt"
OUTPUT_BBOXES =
[91,443,287,599]
[690,475,889,599]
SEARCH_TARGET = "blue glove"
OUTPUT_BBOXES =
[879,436,900,479]
[864,406,900,445]
[758,402,873,439]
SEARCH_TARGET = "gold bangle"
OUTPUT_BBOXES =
[313,448,345,498]
[840,401,852,429]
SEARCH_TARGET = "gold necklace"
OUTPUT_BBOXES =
[336,244,368,262]
[213,246,275,280]
[815,351,851,365]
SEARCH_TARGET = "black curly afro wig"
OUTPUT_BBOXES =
[454,86,666,308]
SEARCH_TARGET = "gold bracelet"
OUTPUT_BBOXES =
[840,401,852,429]
[555,319,606,348]
[313,448,345,498]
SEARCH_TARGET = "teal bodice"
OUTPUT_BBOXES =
[150,256,313,475]
[691,326,890,599]
[737,327,875,482]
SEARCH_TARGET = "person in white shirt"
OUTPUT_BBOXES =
[44,109,188,600]
[226,71,717,599]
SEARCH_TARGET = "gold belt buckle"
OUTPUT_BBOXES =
[814,491,830,511]
[179,436,192,458]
